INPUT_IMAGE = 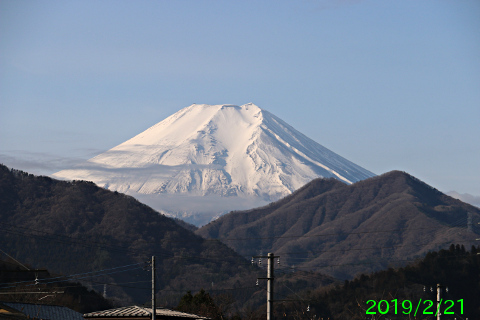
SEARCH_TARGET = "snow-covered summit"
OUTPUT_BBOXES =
[53,103,375,225]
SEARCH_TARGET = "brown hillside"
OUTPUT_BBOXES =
[0,164,252,306]
[196,171,480,279]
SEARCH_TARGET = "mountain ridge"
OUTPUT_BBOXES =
[196,170,480,278]
[53,103,375,225]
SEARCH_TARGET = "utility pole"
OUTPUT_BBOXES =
[267,253,274,320]
[253,253,278,320]
[152,256,156,320]
[437,283,441,320]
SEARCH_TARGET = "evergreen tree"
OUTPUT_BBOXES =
[177,289,224,320]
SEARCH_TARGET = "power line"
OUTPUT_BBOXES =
[1,213,476,298]
[216,224,472,242]
[0,248,30,270]
[44,280,152,291]
[0,263,144,289]
[1,213,474,251]
[259,216,473,264]
[1,213,475,269]
[0,225,247,265]
[275,248,479,276]
[275,236,476,262]
[157,284,259,294]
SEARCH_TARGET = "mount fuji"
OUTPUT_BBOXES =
[53,103,375,225]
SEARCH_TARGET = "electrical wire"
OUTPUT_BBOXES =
[275,248,479,275]
[218,213,475,243]
[157,284,260,294]
[0,224,249,266]
[1,209,477,300]
[2,280,152,292]
[0,263,144,289]
[265,216,474,266]
[1,213,475,270]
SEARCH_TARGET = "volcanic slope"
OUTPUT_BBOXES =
[53,103,375,225]
[196,170,480,279]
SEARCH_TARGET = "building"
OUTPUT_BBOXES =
[0,302,28,319]
[1,302,83,320]
[83,306,209,320]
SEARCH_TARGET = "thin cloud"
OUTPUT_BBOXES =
[131,192,268,226]
[0,150,96,175]
[447,191,480,208]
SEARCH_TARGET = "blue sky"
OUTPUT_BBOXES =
[1,0,479,196]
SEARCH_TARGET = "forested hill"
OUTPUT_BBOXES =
[197,170,480,279]
[0,164,252,305]
[299,245,480,320]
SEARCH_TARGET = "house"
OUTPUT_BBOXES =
[0,302,28,319]
[83,306,210,320]
[2,302,83,320]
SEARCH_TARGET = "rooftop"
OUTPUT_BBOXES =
[83,306,210,319]
[3,302,83,320]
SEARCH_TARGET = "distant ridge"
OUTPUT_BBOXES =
[196,170,480,278]
[53,103,374,225]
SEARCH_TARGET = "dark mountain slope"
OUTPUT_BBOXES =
[196,171,480,279]
[0,164,252,305]
[199,178,346,240]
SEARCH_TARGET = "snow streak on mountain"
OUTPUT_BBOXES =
[53,103,375,225]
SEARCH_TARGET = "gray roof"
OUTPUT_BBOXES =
[3,302,84,320]
[0,302,28,319]
[83,306,209,319]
